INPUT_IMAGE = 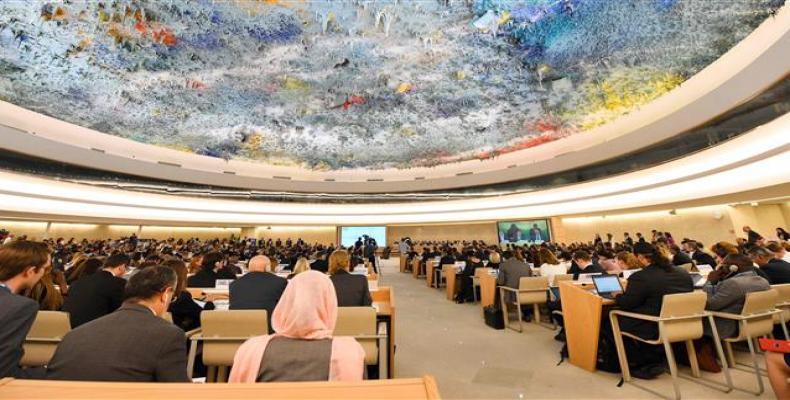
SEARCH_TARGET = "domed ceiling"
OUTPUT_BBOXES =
[0,0,783,171]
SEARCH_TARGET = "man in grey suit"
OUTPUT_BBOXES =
[496,250,532,290]
[0,240,49,378]
[47,266,189,382]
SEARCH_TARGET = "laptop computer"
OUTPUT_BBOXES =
[689,272,707,288]
[592,275,624,300]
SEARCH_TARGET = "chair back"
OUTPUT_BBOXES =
[517,276,549,304]
[201,310,268,366]
[334,307,378,365]
[771,284,790,324]
[737,289,778,339]
[678,263,694,272]
[20,311,71,367]
[658,292,707,342]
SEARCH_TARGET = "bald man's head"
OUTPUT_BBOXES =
[248,255,271,273]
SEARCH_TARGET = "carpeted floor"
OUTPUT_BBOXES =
[377,259,776,399]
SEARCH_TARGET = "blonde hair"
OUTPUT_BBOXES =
[328,250,350,275]
[615,251,641,270]
[292,257,310,276]
[538,247,559,265]
[489,252,501,264]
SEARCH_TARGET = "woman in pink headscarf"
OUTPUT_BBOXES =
[229,270,365,382]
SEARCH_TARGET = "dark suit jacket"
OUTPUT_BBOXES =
[229,272,287,333]
[569,262,604,280]
[186,268,218,288]
[330,270,372,307]
[168,291,214,332]
[614,264,693,339]
[0,286,41,378]
[311,259,328,273]
[761,259,790,285]
[62,270,126,328]
[672,252,693,266]
[47,304,189,382]
[691,251,717,268]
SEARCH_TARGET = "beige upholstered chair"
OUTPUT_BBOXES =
[187,310,268,382]
[335,307,379,367]
[711,289,779,395]
[771,284,790,339]
[499,276,549,332]
[20,311,71,367]
[610,292,732,400]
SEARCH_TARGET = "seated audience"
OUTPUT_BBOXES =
[683,240,717,268]
[186,252,229,288]
[0,240,49,379]
[328,250,372,307]
[596,250,620,275]
[457,251,483,303]
[568,250,603,279]
[496,250,532,303]
[537,247,566,284]
[65,257,102,284]
[767,241,788,261]
[607,242,693,374]
[311,252,328,273]
[749,246,790,284]
[488,251,501,269]
[615,251,641,273]
[47,266,189,382]
[669,244,693,266]
[62,253,129,328]
[162,258,214,332]
[229,271,365,383]
[230,255,287,333]
[23,264,63,311]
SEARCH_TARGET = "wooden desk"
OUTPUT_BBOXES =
[0,376,440,399]
[444,268,460,301]
[479,273,497,309]
[371,287,396,379]
[399,255,407,273]
[426,261,438,288]
[558,281,615,372]
[411,258,421,278]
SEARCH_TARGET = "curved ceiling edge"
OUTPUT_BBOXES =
[0,5,788,194]
[0,113,787,225]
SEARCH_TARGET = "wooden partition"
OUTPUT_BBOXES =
[479,273,497,309]
[0,376,440,399]
[371,287,396,378]
[557,281,614,372]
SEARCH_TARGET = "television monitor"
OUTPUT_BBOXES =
[339,226,386,248]
[497,219,551,245]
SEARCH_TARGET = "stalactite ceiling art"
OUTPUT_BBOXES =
[0,0,784,170]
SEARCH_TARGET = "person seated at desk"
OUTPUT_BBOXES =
[749,246,790,284]
[568,250,603,280]
[62,253,129,328]
[47,266,189,382]
[311,251,328,273]
[488,251,501,269]
[230,255,287,333]
[0,240,48,379]
[537,247,566,284]
[683,240,716,269]
[596,250,619,275]
[615,251,641,275]
[439,250,456,267]
[696,254,771,371]
[329,250,372,307]
[229,271,365,383]
[605,242,693,376]
[186,252,232,288]
[162,258,214,332]
[288,257,311,280]
[457,251,483,304]
[669,244,693,266]
[496,250,532,313]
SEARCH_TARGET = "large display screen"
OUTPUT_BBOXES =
[497,220,551,245]
[339,226,386,248]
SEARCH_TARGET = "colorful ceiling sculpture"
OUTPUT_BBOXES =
[0,0,784,170]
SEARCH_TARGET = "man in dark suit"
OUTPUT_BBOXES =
[0,240,49,378]
[669,244,693,266]
[750,246,790,284]
[47,266,189,382]
[187,252,230,288]
[568,250,604,279]
[684,241,717,268]
[329,250,372,307]
[62,253,129,328]
[230,255,286,333]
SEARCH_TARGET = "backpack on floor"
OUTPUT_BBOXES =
[483,305,505,330]
[596,333,622,373]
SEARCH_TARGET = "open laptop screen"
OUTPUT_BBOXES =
[592,275,623,295]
